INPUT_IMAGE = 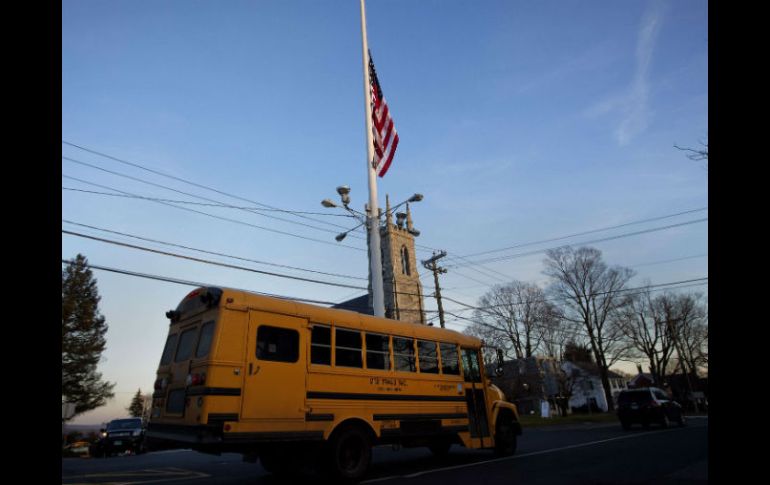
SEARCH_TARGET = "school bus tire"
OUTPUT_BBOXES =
[494,413,518,457]
[326,423,373,482]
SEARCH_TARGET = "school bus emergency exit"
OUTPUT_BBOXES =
[146,287,522,481]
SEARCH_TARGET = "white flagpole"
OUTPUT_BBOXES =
[360,0,385,317]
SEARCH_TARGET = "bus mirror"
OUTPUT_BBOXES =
[495,366,504,377]
[496,348,504,372]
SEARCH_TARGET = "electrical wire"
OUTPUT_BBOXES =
[63,174,367,251]
[62,219,368,281]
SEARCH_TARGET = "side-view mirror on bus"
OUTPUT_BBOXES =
[496,348,505,376]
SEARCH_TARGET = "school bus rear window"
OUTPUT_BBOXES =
[257,326,299,362]
[175,329,197,362]
[195,321,215,358]
[160,334,178,365]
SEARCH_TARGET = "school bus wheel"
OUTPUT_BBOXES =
[326,423,373,482]
[494,413,518,457]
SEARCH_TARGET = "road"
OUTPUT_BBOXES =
[62,417,707,484]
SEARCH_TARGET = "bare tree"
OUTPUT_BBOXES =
[554,366,579,416]
[539,303,572,360]
[670,293,708,379]
[616,286,678,386]
[467,281,553,359]
[543,246,634,412]
[674,138,708,170]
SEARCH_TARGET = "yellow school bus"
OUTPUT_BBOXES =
[147,286,521,481]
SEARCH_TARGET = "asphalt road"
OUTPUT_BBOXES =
[61,417,708,484]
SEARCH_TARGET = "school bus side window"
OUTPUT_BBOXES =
[175,329,197,362]
[393,337,416,372]
[365,333,390,370]
[311,325,331,365]
[335,328,362,368]
[160,334,178,365]
[418,340,439,374]
[195,321,215,358]
[257,326,299,363]
[440,342,460,375]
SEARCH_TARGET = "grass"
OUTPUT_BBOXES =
[518,412,618,428]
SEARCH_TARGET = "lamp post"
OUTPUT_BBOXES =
[322,188,423,318]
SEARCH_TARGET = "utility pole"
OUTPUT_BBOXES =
[422,251,447,328]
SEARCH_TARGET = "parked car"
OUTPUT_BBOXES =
[616,387,686,430]
[63,440,91,456]
[89,418,146,457]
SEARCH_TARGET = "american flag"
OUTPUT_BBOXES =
[368,51,399,178]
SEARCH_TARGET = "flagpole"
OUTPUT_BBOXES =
[360,0,385,317]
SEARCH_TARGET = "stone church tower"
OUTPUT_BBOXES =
[379,195,426,324]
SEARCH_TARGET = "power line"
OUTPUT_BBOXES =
[441,277,708,312]
[447,218,708,268]
[62,219,367,281]
[440,280,708,345]
[60,259,437,315]
[630,254,708,268]
[62,140,358,231]
[63,226,433,302]
[62,156,365,238]
[61,143,458,258]
[62,229,369,291]
[456,207,708,260]
[62,187,357,218]
[63,174,367,252]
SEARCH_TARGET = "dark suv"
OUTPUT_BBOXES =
[90,418,146,457]
[617,387,686,430]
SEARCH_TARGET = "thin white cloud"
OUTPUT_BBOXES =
[585,1,665,146]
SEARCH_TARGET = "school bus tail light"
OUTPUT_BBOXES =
[154,377,169,390]
[187,372,206,386]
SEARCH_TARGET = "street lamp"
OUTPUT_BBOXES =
[321,187,424,317]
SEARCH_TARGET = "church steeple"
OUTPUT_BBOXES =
[406,202,413,232]
[378,194,426,324]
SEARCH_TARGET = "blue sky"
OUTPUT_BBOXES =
[62,0,707,424]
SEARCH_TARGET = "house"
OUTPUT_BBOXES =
[490,356,562,416]
[664,373,709,412]
[628,364,656,388]
[561,361,628,412]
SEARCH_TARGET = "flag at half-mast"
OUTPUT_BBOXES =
[368,51,399,177]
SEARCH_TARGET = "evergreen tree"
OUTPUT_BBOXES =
[62,254,115,421]
[563,341,594,363]
[128,389,145,418]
